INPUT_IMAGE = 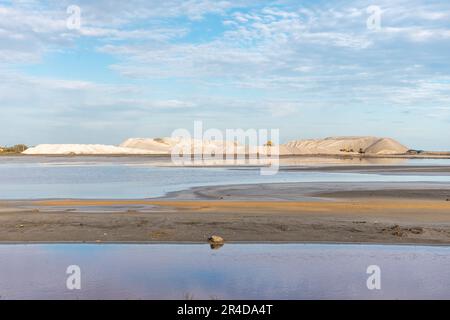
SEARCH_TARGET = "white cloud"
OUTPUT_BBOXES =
[1,0,450,148]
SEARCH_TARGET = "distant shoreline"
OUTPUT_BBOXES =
[2,153,450,159]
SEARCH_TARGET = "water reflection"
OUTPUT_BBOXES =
[1,157,450,199]
[209,243,224,250]
[0,244,449,299]
[2,155,450,167]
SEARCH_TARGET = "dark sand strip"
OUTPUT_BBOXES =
[279,165,450,175]
[0,194,450,243]
[1,178,450,244]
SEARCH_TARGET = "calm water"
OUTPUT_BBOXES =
[1,158,449,300]
[0,156,449,199]
[0,243,449,300]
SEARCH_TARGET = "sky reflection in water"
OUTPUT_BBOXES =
[0,244,449,300]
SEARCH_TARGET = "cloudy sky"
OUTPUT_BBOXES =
[1,0,449,149]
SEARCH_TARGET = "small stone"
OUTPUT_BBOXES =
[208,235,224,244]
[208,235,224,250]
[409,227,423,235]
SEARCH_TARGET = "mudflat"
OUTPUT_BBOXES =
[279,165,450,174]
[1,181,450,244]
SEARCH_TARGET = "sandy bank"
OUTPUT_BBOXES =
[1,182,450,243]
[0,201,449,243]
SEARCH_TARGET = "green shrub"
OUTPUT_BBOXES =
[0,144,28,153]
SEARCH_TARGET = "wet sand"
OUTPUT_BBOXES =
[1,181,450,244]
[1,161,450,244]
[279,165,450,175]
[161,181,450,201]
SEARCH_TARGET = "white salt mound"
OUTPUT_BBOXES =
[22,144,155,155]
[120,137,178,154]
[22,137,409,156]
[120,137,245,154]
[281,136,408,155]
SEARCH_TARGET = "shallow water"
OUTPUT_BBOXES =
[0,156,449,199]
[0,243,449,299]
[3,155,450,166]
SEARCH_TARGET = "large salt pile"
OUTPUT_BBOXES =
[120,137,176,154]
[363,138,409,154]
[22,136,409,156]
[281,136,408,155]
[22,144,155,155]
[120,137,245,155]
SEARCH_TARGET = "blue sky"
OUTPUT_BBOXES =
[1,0,450,150]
